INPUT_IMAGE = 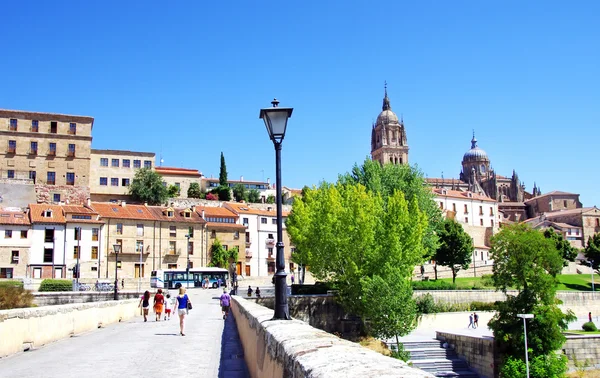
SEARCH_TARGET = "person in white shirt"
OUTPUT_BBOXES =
[164,293,172,320]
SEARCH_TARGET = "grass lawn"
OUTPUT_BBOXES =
[435,274,600,291]
[565,330,600,335]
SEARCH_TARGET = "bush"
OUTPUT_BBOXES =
[0,286,34,309]
[390,343,411,362]
[469,301,499,311]
[481,274,494,287]
[411,280,457,290]
[582,321,598,332]
[39,279,73,292]
[415,293,437,314]
[500,354,568,378]
[291,282,335,295]
[0,280,23,288]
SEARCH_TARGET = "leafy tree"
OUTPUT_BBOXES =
[584,233,600,272]
[434,219,473,283]
[167,184,180,198]
[209,239,228,268]
[129,168,168,205]
[219,152,228,186]
[500,354,568,378]
[266,195,275,204]
[187,182,202,199]
[232,183,248,202]
[338,158,442,259]
[543,228,578,264]
[488,223,574,366]
[217,186,231,201]
[247,189,261,203]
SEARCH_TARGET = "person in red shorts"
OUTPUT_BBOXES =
[164,293,172,320]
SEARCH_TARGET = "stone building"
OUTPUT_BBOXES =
[524,216,585,249]
[370,85,409,165]
[199,205,246,275]
[202,177,275,203]
[0,109,94,205]
[0,208,31,279]
[524,191,583,219]
[155,166,202,199]
[28,204,68,279]
[89,149,156,202]
[530,207,600,248]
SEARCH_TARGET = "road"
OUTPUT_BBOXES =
[0,288,249,378]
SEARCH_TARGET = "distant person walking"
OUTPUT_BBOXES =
[175,287,191,336]
[220,288,231,320]
[255,287,261,298]
[468,313,474,329]
[247,285,253,297]
[139,290,150,322]
[291,274,295,284]
[473,312,479,329]
[121,279,125,290]
[153,289,164,321]
[164,293,172,320]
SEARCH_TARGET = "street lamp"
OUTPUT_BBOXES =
[185,234,191,289]
[75,227,81,287]
[259,98,293,320]
[589,259,595,295]
[113,244,121,300]
[517,313,534,378]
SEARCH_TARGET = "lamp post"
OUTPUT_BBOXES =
[259,98,293,320]
[113,244,121,300]
[75,227,81,287]
[517,313,534,378]
[590,259,595,295]
[185,234,191,289]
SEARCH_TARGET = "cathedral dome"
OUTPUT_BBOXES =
[462,135,489,162]
[376,109,399,125]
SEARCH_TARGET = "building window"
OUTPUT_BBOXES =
[596,219,600,227]
[20,230,27,239]
[52,193,60,203]
[464,204,468,213]
[100,158,108,167]
[68,144,75,157]
[7,140,16,154]
[188,241,194,255]
[243,217,249,226]
[133,160,141,169]
[464,217,469,223]
[268,248,274,257]
[0,268,13,278]
[480,219,484,226]
[43,248,53,263]
[74,227,81,240]
[452,203,457,212]
[564,200,568,208]
[136,224,144,236]
[169,241,176,254]
[49,142,56,156]
[47,171,56,185]
[73,246,80,259]
[5,230,12,238]
[188,226,194,237]
[245,232,250,243]
[211,230,216,238]
[66,172,75,185]
[168,263,177,269]
[111,178,119,186]
[29,170,36,183]
[44,228,54,242]
[272,218,277,224]
[7,170,14,179]
[144,160,152,169]
[91,246,98,259]
[50,121,57,133]
[121,178,130,186]
[9,119,17,131]
[479,206,483,216]
[223,244,228,251]
[30,141,38,155]
[261,218,267,224]
[123,159,130,168]
[170,226,176,237]
[167,210,174,217]
[439,202,444,209]
[111,158,119,167]
[136,240,144,253]
[100,177,108,186]
[69,123,77,135]
[116,223,123,235]
[92,228,99,241]
[31,120,39,132]
[234,231,240,239]
[11,250,19,263]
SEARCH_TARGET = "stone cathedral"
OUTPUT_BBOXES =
[370,85,409,165]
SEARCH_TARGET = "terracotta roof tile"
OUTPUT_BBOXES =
[29,204,66,224]
[206,222,246,230]
[225,203,290,217]
[0,209,31,225]
[544,207,596,217]
[147,206,206,224]
[432,188,496,203]
[91,202,156,221]
[155,167,202,176]
[199,206,238,218]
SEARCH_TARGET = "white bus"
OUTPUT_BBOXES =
[151,267,229,289]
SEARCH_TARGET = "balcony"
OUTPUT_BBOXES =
[48,150,56,156]
[6,148,15,154]
[245,237,252,247]
[46,180,56,185]
[265,238,275,246]
[245,249,252,258]
[12,256,19,263]
[28,149,37,156]
[67,151,75,157]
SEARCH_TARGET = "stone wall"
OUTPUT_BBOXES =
[35,184,90,205]
[0,299,139,357]
[436,331,498,378]
[33,291,144,306]
[231,295,434,378]
[563,335,600,368]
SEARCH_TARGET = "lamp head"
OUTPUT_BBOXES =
[517,314,534,319]
[113,244,122,254]
[259,98,293,143]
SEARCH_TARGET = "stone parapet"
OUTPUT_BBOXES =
[231,295,433,378]
[436,331,498,378]
[563,335,600,368]
[33,291,144,306]
[0,299,139,358]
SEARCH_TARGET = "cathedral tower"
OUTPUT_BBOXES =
[370,84,409,165]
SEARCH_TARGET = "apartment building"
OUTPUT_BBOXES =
[199,206,246,276]
[155,166,202,199]
[0,208,31,279]
[62,205,104,280]
[202,177,275,203]
[28,204,67,279]
[89,149,155,202]
[0,109,93,204]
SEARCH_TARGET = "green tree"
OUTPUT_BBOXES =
[266,195,275,204]
[129,168,168,205]
[488,224,574,366]
[187,182,202,199]
[209,239,228,268]
[219,152,228,186]
[584,233,600,272]
[232,183,248,202]
[434,219,473,283]
[247,189,261,203]
[167,184,180,198]
[543,228,578,264]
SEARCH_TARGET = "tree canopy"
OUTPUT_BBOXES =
[434,219,473,283]
[209,239,238,268]
[219,152,227,186]
[543,228,578,264]
[584,233,600,272]
[128,168,168,205]
[167,184,180,198]
[187,182,202,199]
[247,189,261,203]
[232,183,248,202]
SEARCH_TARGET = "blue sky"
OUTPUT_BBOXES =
[2,1,599,206]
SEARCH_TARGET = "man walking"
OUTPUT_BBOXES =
[220,288,231,320]
[468,313,474,329]
[473,312,479,329]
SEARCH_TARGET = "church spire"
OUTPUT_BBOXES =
[382,80,391,111]
[471,130,477,148]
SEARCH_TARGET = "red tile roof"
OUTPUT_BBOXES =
[155,167,202,177]
[29,204,66,224]
[206,222,246,230]
[225,203,290,217]
[432,188,496,203]
[91,202,156,221]
[0,209,31,225]
[199,206,238,218]
[147,206,206,224]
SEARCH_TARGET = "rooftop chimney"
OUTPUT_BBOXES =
[240,176,244,182]
[121,201,126,207]
[86,198,91,207]
[267,178,270,184]
[201,209,205,219]
[144,202,148,207]
[191,205,195,212]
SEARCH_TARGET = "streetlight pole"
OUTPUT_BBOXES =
[590,260,595,295]
[260,98,293,320]
[185,234,191,289]
[76,227,81,287]
[113,244,121,300]
[517,314,534,378]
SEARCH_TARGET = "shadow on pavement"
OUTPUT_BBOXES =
[218,312,250,378]
[154,333,179,336]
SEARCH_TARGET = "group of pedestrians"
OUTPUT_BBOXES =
[468,312,479,329]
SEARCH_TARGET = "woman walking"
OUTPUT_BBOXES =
[175,287,191,336]
[139,290,150,322]
[153,289,165,321]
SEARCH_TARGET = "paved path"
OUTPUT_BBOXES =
[0,289,249,378]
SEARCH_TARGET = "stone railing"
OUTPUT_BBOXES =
[231,295,434,378]
[33,291,144,307]
[436,331,498,378]
[0,299,139,358]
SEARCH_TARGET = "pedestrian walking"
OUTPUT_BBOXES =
[220,288,231,320]
[473,312,479,329]
[247,285,253,297]
[153,289,164,321]
[291,274,295,284]
[255,287,261,298]
[175,287,191,336]
[164,293,172,320]
[139,290,150,322]
[217,277,222,288]
[121,278,124,290]
[468,313,474,329]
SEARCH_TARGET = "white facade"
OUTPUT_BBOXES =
[64,224,104,280]
[30,224,66,279]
